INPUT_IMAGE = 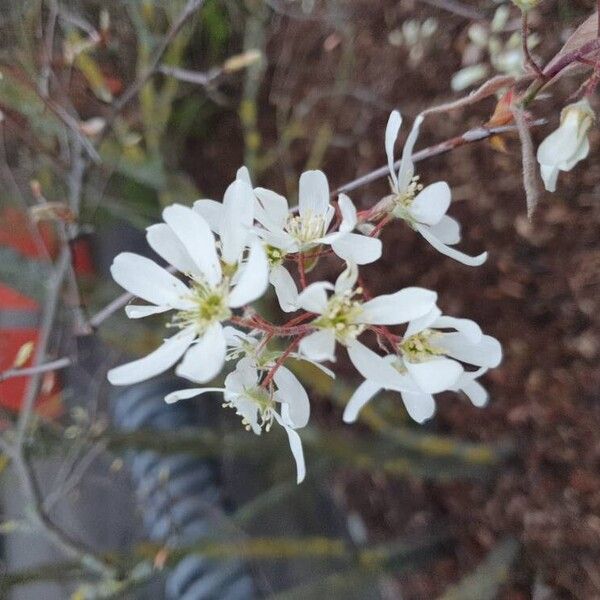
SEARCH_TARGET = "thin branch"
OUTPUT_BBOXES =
[39,0,59,97]
[109,0,205,118]
[512,106,541,219]
[15,248,70,447]
[521,11,545,79]
[333,119,546,197]
[0,436,115,578]
[158,64,220,86]
[0,357,72,383]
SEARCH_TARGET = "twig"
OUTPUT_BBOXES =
[512,106,541,219]
[0,357,72,383]
[0,436,115,578]
[109,0,205,119]
[158,64,220,86]
[333,119,546,196]
[39,0,59,97]
[521,11,545,79]
[15,248,70,447]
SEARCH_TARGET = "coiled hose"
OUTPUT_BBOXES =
[112,378,257,600]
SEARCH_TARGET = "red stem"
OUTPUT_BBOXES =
[261,337,303,388]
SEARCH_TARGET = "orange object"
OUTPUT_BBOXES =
[0,208,62,416]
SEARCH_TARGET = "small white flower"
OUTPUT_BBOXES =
[297,263,438,381]
[537,99,595,192]
[383,110,487,267]
[342,306,502,423]
[165,358,309,483]
[254,170,382,263]
[107,204,269,386]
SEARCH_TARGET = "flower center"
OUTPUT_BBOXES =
[399,329,444,363]
[170,278,231,334]
[265,244,287,266]
[224,385,276,433]
[314,290,365,343]
[390,175,423,221]
[285,211,326,245]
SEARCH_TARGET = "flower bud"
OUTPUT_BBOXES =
[511,0,542,11]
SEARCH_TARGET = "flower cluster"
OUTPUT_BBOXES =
[108,111,501,483]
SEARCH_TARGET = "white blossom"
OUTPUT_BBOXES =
[107,203,268,386]
[165,358,309,483]
[297,263,438,382]
[537,99,595,192]
[343,306,502,423]
[383,111,487,266]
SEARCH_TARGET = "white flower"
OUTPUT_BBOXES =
[342,306,502,424]
[537,99,595,192]
[254,170,382,263]
[297,263,438,381]
[107,203,269,386]
[383,110,487,267]
[164,358,309,483]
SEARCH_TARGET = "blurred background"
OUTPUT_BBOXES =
[0,0,598,598]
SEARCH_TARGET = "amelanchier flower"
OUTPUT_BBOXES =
[296,263,438,384]
[107,202,269,386]
[164,357,309,483]
[381,110,487,267]
[343,306,502,423]
[536,99,595,192]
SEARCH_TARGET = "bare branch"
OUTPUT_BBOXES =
[512,106,541,219]
[333,119,546,197]
[109,0,205,118]
[0,357,72,383]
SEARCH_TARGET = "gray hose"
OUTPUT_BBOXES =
[112,378,257,600]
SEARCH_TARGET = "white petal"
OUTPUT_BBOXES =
[540,164,559,192]
[290,354,335,378]
[428,216,461,245]
[400,390,436,423]
[236,166,252,186]
[296,282,333,314]
[228,240,269,308]
[220,179,255,265]
[176,322,227,383]
[405,358,463,393]
[146,223,199,275]
[331,233,382,266]
[433,316,482,344]
[415,224,487,267]
[404,306,442,338]
[107,326,196,385]
[125,304,172,319]
[163,204,222,286]
[343,379,381,423]
[255,188,289,230]
[410,182,451,226]
[273,366,310,428]
[561,136,590,170]
[397,114,424,190]
[111,252,191,310]
[274,411,306,484]
[537,119,582,167]
[334,261,358,295]
[459,377,488,407]
[192,199,223,233]
[299,329,336,362]
[225,359,259,393]
[385,110,402,188]
[361,287,437,325]
[269,265,299,313]
[165,387,225,404]
[347,341,416,391]
[439,333,502,368]
[338,194,357,233]
[298,170,330,218]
